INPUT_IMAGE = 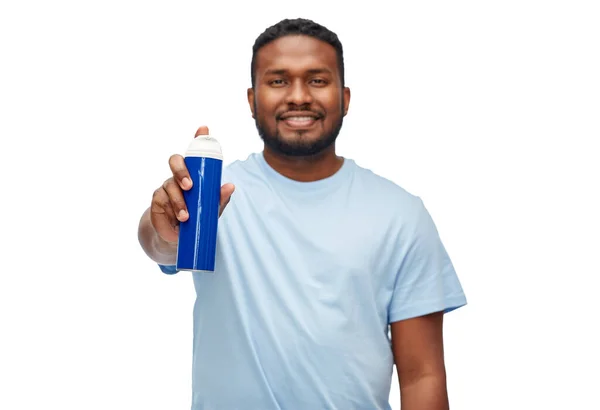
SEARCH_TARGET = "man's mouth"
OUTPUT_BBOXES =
[278,112,322,129]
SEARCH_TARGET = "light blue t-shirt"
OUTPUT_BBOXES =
[159,152,466,410]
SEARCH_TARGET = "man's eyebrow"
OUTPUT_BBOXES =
[306,68,333,75]
[264,69,288,76]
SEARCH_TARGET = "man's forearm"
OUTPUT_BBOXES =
[400,375,449,410]
[138,207,178,265]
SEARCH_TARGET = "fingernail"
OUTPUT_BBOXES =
[182,177,192,189]
[178,210,187,220]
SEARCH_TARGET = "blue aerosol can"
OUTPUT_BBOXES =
[176,134,223,272]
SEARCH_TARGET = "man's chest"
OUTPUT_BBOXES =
[214,188,400,314]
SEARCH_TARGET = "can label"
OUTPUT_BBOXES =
[176,156,223,272]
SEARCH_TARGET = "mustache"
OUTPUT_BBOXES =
[276,107,324,120]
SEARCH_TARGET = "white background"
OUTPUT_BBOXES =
[1,0,599,409]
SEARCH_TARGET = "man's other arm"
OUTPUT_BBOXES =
[391,311,449,410]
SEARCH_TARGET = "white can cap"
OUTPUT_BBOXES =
[185,134,223,160]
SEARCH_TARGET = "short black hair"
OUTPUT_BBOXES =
[250,18,345,88]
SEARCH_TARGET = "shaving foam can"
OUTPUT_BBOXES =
[176,134,223,272]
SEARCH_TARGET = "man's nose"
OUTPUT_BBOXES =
[285,80,314,106]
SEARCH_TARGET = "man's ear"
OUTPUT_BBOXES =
[247,88,255,119]
[343,87,351,116]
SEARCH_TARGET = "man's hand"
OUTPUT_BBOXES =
[138,126,235,264]
[150,126,235,244]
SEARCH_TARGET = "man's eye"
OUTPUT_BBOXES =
[271,79,285,86]
[311,79,327,85]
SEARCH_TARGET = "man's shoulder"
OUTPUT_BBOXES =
[351,159,421,207]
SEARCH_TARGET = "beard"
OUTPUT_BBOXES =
[254,101,344,157]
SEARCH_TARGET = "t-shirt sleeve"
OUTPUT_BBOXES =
[388,198,467,323]
[158,264,178,275]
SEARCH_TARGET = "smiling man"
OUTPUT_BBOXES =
[250,33,349,163]
[138,18,467,410]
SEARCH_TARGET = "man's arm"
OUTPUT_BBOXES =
[391,311,449,410]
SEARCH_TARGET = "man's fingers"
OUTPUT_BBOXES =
[219,183,235,216]
[195,126,209,137]
[162,178,189,222]
[168,126,209,190]
[168,154,192,191]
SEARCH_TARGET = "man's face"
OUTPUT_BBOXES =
[248,35,351,157]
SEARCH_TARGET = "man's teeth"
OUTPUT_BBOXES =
[286,116,315,121]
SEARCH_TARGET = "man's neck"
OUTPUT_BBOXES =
[262,145,344,182]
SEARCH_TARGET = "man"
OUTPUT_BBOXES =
[138,18,466,410]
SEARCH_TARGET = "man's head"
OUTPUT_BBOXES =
[247,18,351,157]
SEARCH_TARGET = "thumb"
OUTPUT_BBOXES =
[195,126,209,137]
[219,183,235,216]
